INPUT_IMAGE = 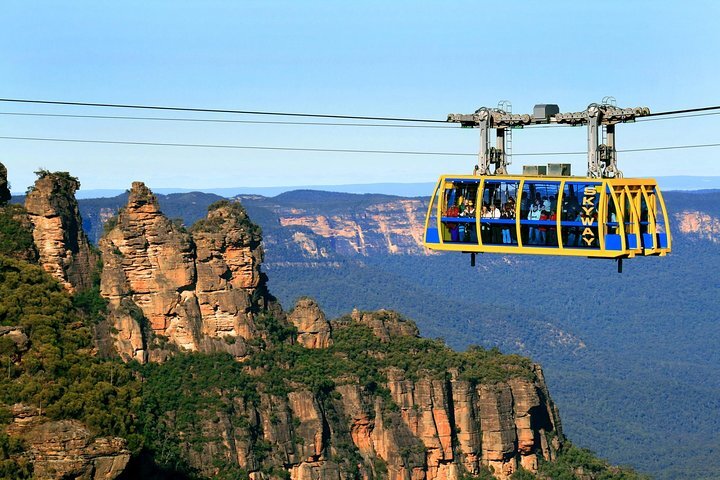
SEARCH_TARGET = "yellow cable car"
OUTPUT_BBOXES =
[422,102,672,271]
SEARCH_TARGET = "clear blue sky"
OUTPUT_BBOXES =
[2,1,719,193]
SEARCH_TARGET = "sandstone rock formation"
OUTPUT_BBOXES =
[289,298,333,348]
[24,171,97,292]
[0,326,29,354]
[349,308,420,342]
[6,404,130,480]
[156,310,562,480]
[676,210,720,243]
[0,161,10,204]
[99,183,279,362]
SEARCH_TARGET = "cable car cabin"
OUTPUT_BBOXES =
[423,175,671,259]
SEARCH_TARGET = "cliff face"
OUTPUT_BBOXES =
[0,162,10,204]
[99,183,279,362]
[24,172,97,293]
[6,404,130,480]
[153,309,562,480]
[274,199,430,257]
[675,210,720,243]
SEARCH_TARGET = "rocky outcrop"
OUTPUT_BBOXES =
[675,210,720,243]
[289,298,333,348]
[0,326,29,354]
[275,199,431,257]
[170,368,560,480]
[155,310,562,480]
[348,308,420,343]
[5,404,130,480]
[0,161,10,204]
[99,184,279,362]
[24,171,97,293]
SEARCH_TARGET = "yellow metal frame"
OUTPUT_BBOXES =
[423,174,671,259]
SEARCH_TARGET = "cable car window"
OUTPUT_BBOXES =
[424,181,442,243]
[481,180,518,245]
[520,181,560,246]
[441,180,478,243]
[562,182,600,249]
[606,187,619,234]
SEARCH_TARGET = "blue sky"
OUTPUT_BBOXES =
[2,1,719,193]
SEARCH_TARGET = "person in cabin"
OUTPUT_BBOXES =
[491,203,502,243]
[527,203,541,244]
[548,210,558,245]
[507,203,517,243]
[462,201,476,241]
[480,204,491,243]
[462,200,476,217]
[501,204,513,244]
[538,210,548,244]
[568,212,583,246]
[445,201,459,242]
[542,196,551,213]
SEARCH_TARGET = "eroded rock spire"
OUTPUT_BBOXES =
[24,170,97,292]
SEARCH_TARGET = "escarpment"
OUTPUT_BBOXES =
[99,182,279,362]
[6,405,130,480]
[135,309,563,480]
[24,171,97,292]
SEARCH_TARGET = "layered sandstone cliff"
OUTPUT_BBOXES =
[159,309,562,480]
[99,183,279,362]
[24,171,97,292]
[6,404,130,480]
[675,210,720,243]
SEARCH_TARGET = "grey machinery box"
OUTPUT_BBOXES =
[547,163,572,176]
[522,165,547,176]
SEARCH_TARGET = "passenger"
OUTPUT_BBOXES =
[548,210,557,245]
[462,201,477,242]
[481,204,491,243]
[542,196,551,213]
[538,210,548,244]
[501,204,512,244]
[549,195,557,213]
[608,210,618,234]
[527,203,541,244]
[491,203,502,243]
[567,212,583,246]
[507,204,517,243]
[446,202,459,242]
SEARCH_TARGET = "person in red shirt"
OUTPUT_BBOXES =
[548,211,557,246]
[538,210,548,245]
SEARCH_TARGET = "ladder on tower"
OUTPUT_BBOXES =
[498,100,512,166]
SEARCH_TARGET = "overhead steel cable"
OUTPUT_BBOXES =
[0,98,447,123]
[635,111,720,122]
[645,105,720,117]
[0,134,718,156]
[0,111,455,129]
[2,97,720,119]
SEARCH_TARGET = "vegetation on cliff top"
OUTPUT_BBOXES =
[190,199,262,238]
[0,256,143,447]
[0,205,35,261]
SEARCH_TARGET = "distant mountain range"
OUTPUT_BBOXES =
[40,175,720,199]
